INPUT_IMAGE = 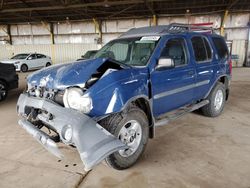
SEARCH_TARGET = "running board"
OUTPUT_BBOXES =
[155,100,209,127]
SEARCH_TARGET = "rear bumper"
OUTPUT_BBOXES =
[17,93,126,171]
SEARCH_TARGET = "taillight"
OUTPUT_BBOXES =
[228,58,232,75]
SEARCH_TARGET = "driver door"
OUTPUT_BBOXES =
[151,36,196,117]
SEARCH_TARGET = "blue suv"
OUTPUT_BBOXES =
[17,24,232,171]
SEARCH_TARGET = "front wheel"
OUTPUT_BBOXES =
[100,106,149,170]
[201,82,226,117]
[21,64,28,72]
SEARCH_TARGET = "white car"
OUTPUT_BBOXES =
[0,53,52,72]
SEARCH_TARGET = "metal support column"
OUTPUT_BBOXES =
[49,23,55,45]
[7,25,12,45]
[41,21,55,64]
[93,18,102,44]
[220,10,228,36]
[152,15,157,26]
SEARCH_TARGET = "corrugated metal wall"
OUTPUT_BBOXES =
[0,44,99,63]
[232,40,246,67]
[0,13,249,65]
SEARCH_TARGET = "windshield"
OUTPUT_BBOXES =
[11,54,29,60]
[94,37,159,66]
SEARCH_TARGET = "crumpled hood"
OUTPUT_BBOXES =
[27,58,112,90]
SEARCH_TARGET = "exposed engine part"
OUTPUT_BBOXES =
[25,106,60,142]
[26,110,43,129]
[85,77,99,88]
[28,87,66,107]
[50,134,60,143]
[85,60,122,88]
[54,90,64,106]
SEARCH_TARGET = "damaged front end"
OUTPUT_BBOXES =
[16,58,132,171]
[17,57,149,170]
[17,93,127,171]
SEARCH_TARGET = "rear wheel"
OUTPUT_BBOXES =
[99,106,149,170]
[0,81,8,102]
[201,82,226,117]
[21,64,28,72]
[46,62,51,67]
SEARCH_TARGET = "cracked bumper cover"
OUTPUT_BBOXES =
[17,93,127,171]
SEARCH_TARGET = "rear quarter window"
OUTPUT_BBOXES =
[191,36,212,63]
[37,54,46,58]
[212,37,229,60]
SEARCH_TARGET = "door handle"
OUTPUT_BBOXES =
[188,71,194,75]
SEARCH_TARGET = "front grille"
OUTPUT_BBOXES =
[28,87,65,106]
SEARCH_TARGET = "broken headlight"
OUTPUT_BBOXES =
[63,87,93,114]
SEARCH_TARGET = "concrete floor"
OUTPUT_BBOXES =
[0,68,250,188]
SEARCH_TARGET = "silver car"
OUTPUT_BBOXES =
[1,53,52,72]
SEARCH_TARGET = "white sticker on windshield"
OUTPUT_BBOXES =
[140,36,160,41]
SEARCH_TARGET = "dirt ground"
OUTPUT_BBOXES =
[0,68,250,188]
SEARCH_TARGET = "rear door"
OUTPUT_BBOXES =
[190,35,216,100]
[211,37,230,75]
[26,54,37,69]
[151,36,196,117]
[36,54,47,67]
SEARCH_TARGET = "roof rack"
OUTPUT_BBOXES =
[119,23,215,39]
[165,23,214,34]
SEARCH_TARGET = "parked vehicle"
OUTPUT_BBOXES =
[0,63,18,101]
[17,24,231,171]
[1,53,52,72]
[77,50,98,61]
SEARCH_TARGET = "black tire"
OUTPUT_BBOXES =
[201,82,226,117]
[46,62,51,67]
[99,106,149,170]
[21,64,28,72]
[0,80,8,102]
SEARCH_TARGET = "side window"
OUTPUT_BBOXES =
[37,54,46,59]
[28,54,36,60]
[204,39,212,59]
[212,37,229,60]
[191,36,212,63]
[160,38,187,66]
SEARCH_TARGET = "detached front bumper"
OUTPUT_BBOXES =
[17,93,126,171]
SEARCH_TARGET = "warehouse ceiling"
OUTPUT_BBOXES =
[0,0,249,24]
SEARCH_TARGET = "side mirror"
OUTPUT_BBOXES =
[156,58,174,70]
[27,56,32,60]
